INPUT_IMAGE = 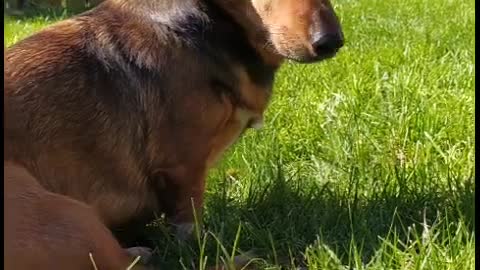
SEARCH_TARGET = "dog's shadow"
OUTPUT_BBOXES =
[147,165,475,269]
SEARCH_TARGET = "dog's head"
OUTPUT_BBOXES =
[112,0,343,63]
[247,0,344,63]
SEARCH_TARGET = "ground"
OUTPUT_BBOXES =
[4,0,475,269]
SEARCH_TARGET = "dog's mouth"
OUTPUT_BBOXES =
[274,32,344,64]
[259,32,343,64]
[285,48,341,64]
[299,49,340,63]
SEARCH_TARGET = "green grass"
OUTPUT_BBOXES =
[5,0,475,269]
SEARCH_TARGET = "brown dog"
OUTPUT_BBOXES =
[5,0,343,251]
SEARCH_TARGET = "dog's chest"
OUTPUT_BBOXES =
[206,107,263,167]
[205,64,273,167]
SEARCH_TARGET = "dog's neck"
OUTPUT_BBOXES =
[108,0,284,68]
[109,0,205,25]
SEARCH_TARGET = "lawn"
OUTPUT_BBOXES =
[4,0,475,269]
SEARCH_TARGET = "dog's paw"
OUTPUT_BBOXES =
[210,250,258,270]
[125,246,153,264]
[174,222,195,241]
[232,250,258,269]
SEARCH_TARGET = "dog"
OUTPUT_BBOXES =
[5,54,252,270]
[5,0,343,251]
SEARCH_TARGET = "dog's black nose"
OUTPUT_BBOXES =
[312,33,344,56]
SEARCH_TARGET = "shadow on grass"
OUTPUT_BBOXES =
[145,164,474,269]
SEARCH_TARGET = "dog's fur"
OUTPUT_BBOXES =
[4,0,343,261]
[5,52,149,269]
[4,161,149,270]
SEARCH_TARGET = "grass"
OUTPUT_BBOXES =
[4,0,475,269]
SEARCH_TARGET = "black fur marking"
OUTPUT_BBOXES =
[175,1,277,88]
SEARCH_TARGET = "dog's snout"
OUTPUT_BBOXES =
[312,33,344,56]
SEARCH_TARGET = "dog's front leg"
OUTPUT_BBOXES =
[162,164,207,241]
